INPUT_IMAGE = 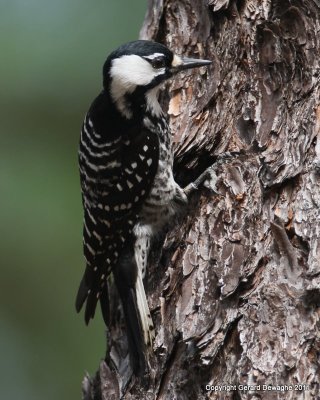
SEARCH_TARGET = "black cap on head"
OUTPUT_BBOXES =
[103,40,174,79]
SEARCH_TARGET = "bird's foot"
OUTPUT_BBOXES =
[184,151,242,196]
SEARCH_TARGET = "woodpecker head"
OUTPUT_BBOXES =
[103,40,211,118]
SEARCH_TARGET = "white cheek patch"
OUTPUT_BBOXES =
[110,54,162,90]
[110,54,165,118]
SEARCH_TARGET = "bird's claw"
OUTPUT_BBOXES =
[202,166,219,192]
[184,151,243,197]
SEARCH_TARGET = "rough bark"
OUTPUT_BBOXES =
[82,1,320,399]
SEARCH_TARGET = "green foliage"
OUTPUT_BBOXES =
[0,1,146,399]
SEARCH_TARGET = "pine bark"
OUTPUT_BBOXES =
[82,1,320,399]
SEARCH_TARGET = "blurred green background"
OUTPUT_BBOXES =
[0,1,147,399]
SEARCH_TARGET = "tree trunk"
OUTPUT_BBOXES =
[82,1,320,399]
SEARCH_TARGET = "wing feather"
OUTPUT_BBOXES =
[76,102,159,324]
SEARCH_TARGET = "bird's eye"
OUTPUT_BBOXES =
[151,58,166,69]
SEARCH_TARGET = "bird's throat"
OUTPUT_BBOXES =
[110,84,163,120]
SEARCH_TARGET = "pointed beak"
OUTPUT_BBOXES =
[171,55,212,73]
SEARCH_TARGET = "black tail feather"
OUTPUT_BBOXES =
[76,241,148,374]
[113,245,147,375]
[100,283,110,326]
[121,287,146,374]
[75,276,88,313]
[76,263,109,325]
[84,291,99,324]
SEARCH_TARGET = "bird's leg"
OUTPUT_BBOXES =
[183,151,241,197]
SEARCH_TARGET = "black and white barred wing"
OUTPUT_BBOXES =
[76,115,159,325]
